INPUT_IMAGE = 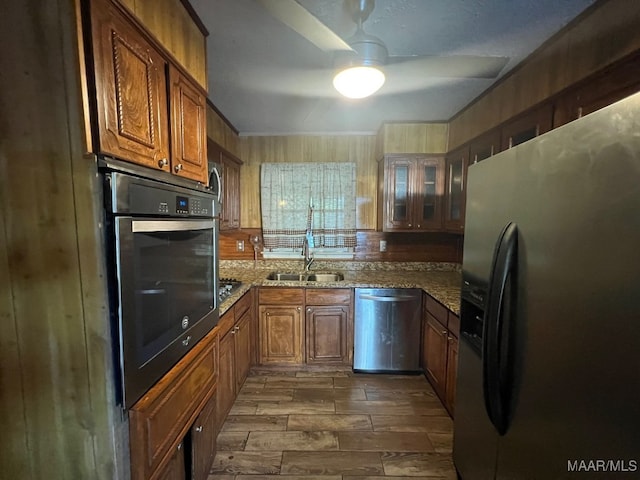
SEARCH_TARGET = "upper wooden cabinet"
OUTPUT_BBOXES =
[90,0,207,183]
[500,104,552,151]
[379,154,444,232]
[208,140,242,230]
[443,146,469,233]
[90,0,170,170]
[468,129,501,165]
[170,65,207,183]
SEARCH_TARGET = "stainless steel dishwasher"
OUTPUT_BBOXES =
[354,288,422,373]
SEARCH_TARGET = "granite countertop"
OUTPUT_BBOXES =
[219,261,462,316]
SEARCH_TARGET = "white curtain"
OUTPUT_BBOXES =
[261,163,357,251]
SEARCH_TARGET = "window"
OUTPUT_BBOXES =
[260,163,357,259]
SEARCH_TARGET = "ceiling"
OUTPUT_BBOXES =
[190,0,597,136]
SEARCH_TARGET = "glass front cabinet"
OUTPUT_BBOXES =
[444,146,469,233]
[379,155,444,232]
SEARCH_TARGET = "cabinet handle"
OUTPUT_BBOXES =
[195,426,203,433]
[174,163,183,173]
[158,158,168,168]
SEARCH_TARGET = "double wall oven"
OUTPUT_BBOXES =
[102,161,219,408]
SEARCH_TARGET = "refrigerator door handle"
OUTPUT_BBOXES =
[483,222,518,436]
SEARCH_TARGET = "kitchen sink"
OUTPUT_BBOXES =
[266,272,344,282]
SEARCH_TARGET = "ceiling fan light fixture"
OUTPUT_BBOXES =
[333,65,385,99]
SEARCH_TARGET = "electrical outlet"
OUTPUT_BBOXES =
[379,240,387,252]
[236,240,245,252]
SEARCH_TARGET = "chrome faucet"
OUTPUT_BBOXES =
[303,235,315,271]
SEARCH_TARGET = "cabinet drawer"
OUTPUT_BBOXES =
[234,290,252,318]
[448,312,460,338]
[129,333,218,480]
[306,288,352,305]
[259,287,304,305]
[426,295,449,326]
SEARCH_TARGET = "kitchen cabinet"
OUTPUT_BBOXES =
[469,129,501,164]
[169,65,207,183]
[443,146,469,233]
[90,0,207,183]
[209,142,242,230]
[305,289,352,365]
[379,154,444,232]
[157,443,185,480]
[422,294,459,417]
[190,391,217,480]
[258,288,304,365]
[217,290,253,430]
[128,329,218,480]
[500,104,552,151]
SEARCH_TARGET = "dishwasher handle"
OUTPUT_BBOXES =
[358,293,419,302]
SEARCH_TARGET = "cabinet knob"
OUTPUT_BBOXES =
[174,163,183,173]
[408,223,412,227]
[297,307,301,311]
[177,443,182,451]
[441,330,448,336]
[307,308,312,313]
[158,158,168,168]
[417,224,421,228]
[266,312,270,316]
[195,425,203,433]
[234,325,240,331]
[182,335,191,346]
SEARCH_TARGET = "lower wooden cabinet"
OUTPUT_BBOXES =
[190,391,217,480]
[158,443,185,480]
[305,305,349,364]
[217,290,255,430]
[259,304,304,364]
[422,294,459,417]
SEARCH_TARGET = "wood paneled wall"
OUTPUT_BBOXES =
[376,123,449,156]
[220,229,462,263]
[118,0,208,88]
[239,135,378,229]
[449,0,640,149]
[0,1,123,478]
[207,104,241,157]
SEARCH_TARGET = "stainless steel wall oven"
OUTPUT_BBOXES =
[102,164,219,408]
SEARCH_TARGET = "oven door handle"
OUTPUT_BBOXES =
[132,219,215,233]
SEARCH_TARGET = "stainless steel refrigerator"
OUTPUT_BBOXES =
[453,92,640,479]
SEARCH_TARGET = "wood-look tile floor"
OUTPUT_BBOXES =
[209,369,456,479]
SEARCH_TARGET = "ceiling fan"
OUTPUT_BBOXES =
[256,0,509,98]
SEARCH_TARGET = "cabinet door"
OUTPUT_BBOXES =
[90,0,170,170]
[191,392,217,480]
[444,149,468,233]
[170,65,207,183]
[216,331,235,431]
[414,157,444,231]
[500,104,552,151]
[423,313,448,399]
[469,129,500,164]
[158,443,186,480]
[259,305,303,364]
[221,154,241,230]
[383,157,414,230]
[445,335,459,416]
[305,306,349,365]
[234,311,252,391]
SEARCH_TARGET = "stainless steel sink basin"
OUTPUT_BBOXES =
[306,273,344,282]
[266,272,344,282]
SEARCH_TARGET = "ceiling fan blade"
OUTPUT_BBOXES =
[256,0,354,53]
[387,55,509,79]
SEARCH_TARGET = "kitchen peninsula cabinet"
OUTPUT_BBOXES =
[217,290,253,430]
[305,289,352,365]
[258,288,304,365]
[422,294,459,416]
[90,0,207,184]
[379,154,444,232]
